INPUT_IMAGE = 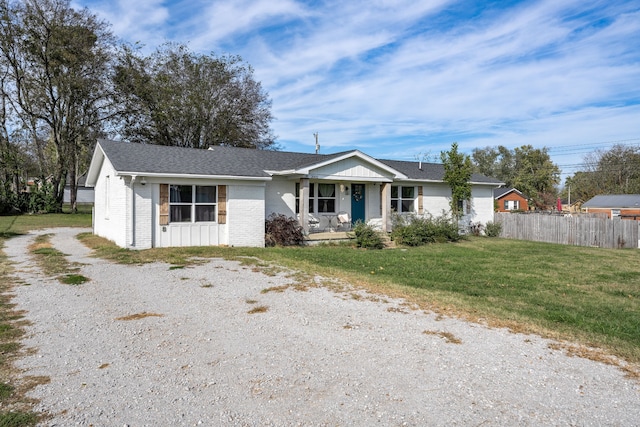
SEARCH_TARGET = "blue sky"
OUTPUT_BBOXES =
[74,0,640,182]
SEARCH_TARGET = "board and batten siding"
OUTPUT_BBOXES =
[154,181,264,248]
[309,158,391,181]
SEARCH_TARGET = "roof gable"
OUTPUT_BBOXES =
[494,187,526,199]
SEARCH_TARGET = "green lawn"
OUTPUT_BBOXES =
[259,240,640,364]
[0,212,91,237]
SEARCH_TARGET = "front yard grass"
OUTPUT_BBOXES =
[263,239,640,367]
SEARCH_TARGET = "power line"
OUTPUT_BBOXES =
[547,138,640,151]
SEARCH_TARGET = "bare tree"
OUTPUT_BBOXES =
[0,0,118,211]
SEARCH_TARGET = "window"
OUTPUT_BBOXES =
[169,185,216,223]
[296,182,335,213]
[391,186,414,213]
[104,175,110,219]
[458,199,472,214]
[317,183,336,213]
[504,200,519,211]
[295,183,315,214]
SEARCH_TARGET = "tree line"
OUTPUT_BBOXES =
[0,0,275,214]
[452,143,638,211]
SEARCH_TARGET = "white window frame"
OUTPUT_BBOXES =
[296,182,336,213]
[391,185,415,213]
[104,175,110,220]
[295,182,315,214]
[504,200,519,211]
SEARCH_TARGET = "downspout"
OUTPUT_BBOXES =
[130,175,137,248]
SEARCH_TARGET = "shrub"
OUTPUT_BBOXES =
[265,213,304,246]
[391,213,461,246]
[27,181,59,213]
[350,221,384,249]
[484,221,502,237]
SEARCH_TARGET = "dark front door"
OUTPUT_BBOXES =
[351,183,366,224]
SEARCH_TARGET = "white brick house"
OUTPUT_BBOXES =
[86,139,503,249]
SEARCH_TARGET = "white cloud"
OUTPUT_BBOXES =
[72,0,640,178]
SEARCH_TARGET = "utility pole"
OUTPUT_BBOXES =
[314,132,319,154]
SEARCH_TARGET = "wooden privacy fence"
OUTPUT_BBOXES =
[494,213,640,249]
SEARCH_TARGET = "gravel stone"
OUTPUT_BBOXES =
[5,227,640,426]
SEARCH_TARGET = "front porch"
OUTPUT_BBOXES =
[304,230,352,245]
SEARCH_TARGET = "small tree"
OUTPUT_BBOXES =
[441,143,472,219]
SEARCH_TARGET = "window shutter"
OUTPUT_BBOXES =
[218,185,227,224]
[418,186,423,214]
[159,184,169,225]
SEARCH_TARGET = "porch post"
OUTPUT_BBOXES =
[300,178,310,234]
[381,182,391,232]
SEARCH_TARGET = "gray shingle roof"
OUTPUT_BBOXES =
[582,194,640,208]
[95,139,502,184]
[379,159,503,184]
[97,139,348,178]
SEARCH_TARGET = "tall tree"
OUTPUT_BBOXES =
[114,43,277,150]
[0,0,117,212]
[564,144,640,201]
[472,144,560,209]
[441,142,472,219]
[472,145,516,187]
[512,145,560,209]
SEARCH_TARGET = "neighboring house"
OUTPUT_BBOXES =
[582,195,640,220]
[494,187,528,212]
[86,139,503,249]
[63,174,95,205]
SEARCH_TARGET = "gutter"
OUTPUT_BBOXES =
[114,172,272,182]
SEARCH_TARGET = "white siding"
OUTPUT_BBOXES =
[153,180,265,248]
[366,184,381,219]
[63,187,94,204]
[265,178,295,217]
[309,158,392,181]
[470,186,495,225]
[93,158,128,247]
[133,182,153,249]
[162,223,220,247]
[422,183,452,217]
[228,184,265,247]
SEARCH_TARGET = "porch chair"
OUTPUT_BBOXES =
[336,211,351,231]
[296,213,321,232]
[309,213,321,231]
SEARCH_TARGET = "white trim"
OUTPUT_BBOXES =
[290,151,408,179]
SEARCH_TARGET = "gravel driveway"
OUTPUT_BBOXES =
[5,228,640,426]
